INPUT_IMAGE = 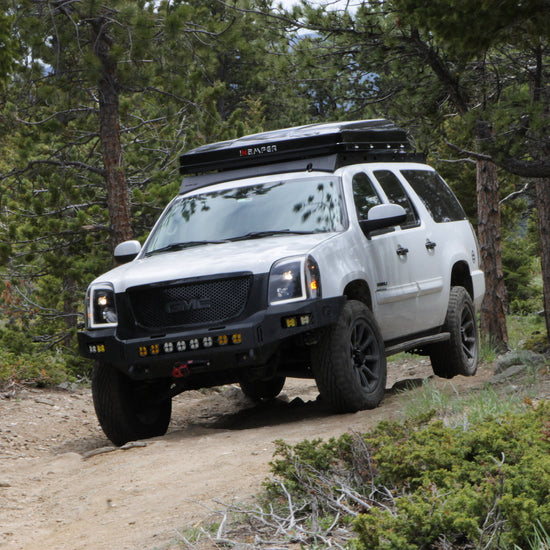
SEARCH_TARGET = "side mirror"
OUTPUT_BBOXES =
[359,204,407,237]
[114,240,141,264]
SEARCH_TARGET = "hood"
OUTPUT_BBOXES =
[93,233,336,293]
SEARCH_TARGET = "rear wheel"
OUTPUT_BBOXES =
[92,362,172,446]
[240,375,286,400]
[312,300,386,413]
[430,286,479,379]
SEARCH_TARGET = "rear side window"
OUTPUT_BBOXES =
[401,170,466,223]
[373,170,419,228]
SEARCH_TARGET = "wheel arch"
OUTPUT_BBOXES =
[343,279,373,310]
[450,260,474,298]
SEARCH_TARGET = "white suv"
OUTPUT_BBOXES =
[78,120,485,445]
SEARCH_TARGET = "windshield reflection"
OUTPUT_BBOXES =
[144,177,345,255]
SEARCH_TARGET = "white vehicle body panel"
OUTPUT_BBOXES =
[89,164,484,343]
[79,119,486,446]
[96,232,338,294]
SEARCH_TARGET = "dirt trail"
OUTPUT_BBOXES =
[0,360,495,550]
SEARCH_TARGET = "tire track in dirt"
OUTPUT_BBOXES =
[0,361,495,550]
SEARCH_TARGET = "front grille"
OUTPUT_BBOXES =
[127,275,252,329]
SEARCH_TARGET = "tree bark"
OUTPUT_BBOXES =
[411,35,509,349]
[536,178,550,341]
[476,156,509,351]
[63,273,77,345]
[91,16,132,255]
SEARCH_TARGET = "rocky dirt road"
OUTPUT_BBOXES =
[0,360,502,550]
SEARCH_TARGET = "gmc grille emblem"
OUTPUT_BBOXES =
[166,298,212,313]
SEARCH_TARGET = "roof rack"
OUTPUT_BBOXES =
[180,119,413,174]
[178,119,425,192]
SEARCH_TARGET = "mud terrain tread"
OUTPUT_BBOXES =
[312,300,386,413]
[430,286,479,379]
[92,362,171,446]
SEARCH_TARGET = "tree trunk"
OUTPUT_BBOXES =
[415,37,508,350]
[536,178,550,342]
[62,273,77,345]
[531,45,550,345]
[92,17,132,255]
[476,157,509,351]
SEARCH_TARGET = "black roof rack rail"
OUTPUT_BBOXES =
[179,119,413,176]
[179,151,427,194]
[178,119,426,193]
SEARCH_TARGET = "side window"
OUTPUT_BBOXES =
[401,170,467,223]
[352,172,382,219]
[373,170,420,228]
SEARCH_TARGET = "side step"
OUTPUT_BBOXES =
[385,332,450,356]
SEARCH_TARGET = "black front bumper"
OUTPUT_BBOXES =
[78,296,344,380]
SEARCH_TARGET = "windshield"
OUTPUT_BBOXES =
[144,176,346,256]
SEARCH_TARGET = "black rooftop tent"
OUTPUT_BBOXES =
[179,119,424,192]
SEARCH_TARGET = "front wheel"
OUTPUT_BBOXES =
[92,362,172,446]
[312,300,387,413]
[429,286,479,379]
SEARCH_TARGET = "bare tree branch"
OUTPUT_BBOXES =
[445,138,550,178]
[0,159,106,181]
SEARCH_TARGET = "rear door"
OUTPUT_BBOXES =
[351,168,443,339]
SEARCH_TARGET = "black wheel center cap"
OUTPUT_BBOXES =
[353,347,365,365]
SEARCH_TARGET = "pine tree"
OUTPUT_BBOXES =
[273,0,550,349]
[392,0,550,344]
[0,0,300,356]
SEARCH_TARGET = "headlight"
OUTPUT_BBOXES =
[268,255,321,305]
[86,283,118,329]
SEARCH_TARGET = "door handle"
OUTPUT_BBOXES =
[425,239,437,250]
[396,245,409,256]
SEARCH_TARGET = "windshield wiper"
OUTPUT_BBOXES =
[145,240,228,256]
[228,230,316,242]
[146,231,317,255]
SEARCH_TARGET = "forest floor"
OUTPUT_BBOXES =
[0,355,547,550]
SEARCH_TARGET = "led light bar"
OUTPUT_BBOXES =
[86,332,244,357]
[136,333,244,358]
[282,314,312,329]
[87,343,106,354]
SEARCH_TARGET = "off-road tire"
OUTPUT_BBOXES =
[312,300,386,413]
[429,286,479,379]
[240,375,286,400]
[92,362,172,446]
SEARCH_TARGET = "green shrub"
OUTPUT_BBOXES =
[502,237,540,314]
[505,314,549,353]
[0,325,34,355]
[356,406,550,549]
[266,404,550,550]
[0,347,68,387]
